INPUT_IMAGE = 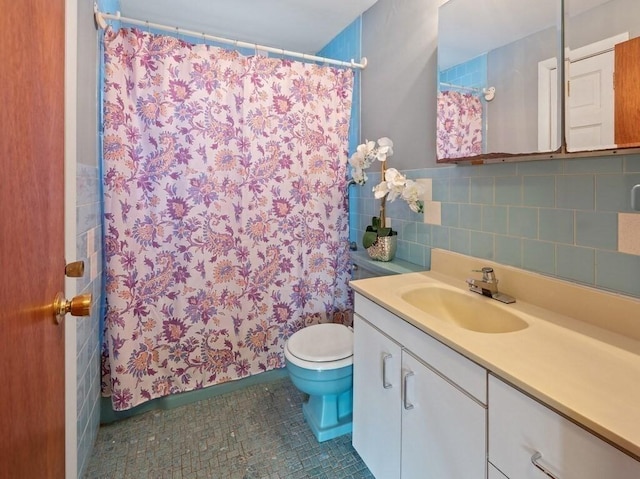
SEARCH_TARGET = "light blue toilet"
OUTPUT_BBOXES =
[284,323,354,442]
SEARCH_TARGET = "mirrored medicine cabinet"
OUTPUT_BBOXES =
[437,0,640,164]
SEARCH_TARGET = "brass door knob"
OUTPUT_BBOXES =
[53,292,92,324]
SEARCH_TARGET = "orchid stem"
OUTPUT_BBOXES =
[380,160,386,228]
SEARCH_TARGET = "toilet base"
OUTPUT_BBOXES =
[302,389,353,442]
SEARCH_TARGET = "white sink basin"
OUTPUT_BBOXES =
[400,285,528,333]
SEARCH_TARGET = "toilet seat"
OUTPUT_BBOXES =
[285,323,353,370]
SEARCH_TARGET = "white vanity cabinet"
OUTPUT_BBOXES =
[488,375,640,479]
[352,293,487,479]
[488,464,509,479]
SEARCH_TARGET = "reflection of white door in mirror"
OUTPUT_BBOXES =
[565,33,627,152]
[537,57,558,151]
[567,53,614,151]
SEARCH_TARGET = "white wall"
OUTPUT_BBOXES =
[361,0,440,169]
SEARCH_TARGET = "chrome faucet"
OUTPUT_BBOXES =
[465,267,515,304]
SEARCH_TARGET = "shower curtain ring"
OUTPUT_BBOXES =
[145,20,150,33]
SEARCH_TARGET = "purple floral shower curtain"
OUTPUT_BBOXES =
[436,90,483,159]
[101,28,354,411]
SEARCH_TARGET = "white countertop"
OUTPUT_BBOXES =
[350,249,640,460]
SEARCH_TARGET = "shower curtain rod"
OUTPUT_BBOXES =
[94,7,368,70]
[439,82,481,93]
[439,82,496,101]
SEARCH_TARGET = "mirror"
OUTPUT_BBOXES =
[565,0,640,152]
[437,0,640,163]
[437,0,562,162]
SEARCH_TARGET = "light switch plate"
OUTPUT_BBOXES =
[618,212,640,255]
[424,200,442,225]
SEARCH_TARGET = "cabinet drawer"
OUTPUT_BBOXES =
[354,293,486,404]
[489,375,640,479]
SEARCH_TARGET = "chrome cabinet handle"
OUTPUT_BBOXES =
[403,371,415,410]
[382,354,392,389]
[531,452,559,479]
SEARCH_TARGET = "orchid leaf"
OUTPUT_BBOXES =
[362,231,378,249]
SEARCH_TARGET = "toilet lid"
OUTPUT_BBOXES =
[287,323,353,362]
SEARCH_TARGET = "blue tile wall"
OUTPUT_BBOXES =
[439,54,487,91]
[75,163,103,478]
[352,155,640,298]
[317,18,362,244]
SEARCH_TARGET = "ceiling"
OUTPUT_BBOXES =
[118,0,378,54]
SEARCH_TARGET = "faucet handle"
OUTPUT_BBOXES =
[472,267,496,282]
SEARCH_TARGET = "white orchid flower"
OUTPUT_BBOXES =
[382,168,406,202]
[402,180,425,212]
[401,179,423,200]
[372,182,389,199]
[388,186,404,202]
[408,200,424,213]
[351,168,367,185]
[348,150,366,169]
[378,137,393,148]
[357,140,376,157]
[378,137,394,152]
[384,167,405,186]
[402,180,422,203]
[375,137,394,161]
[350,136,425,218]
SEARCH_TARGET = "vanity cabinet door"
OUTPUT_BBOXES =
[488,463,509,479]
[401,351,487,479]
[489,375,640,479]
[353,314,402,479]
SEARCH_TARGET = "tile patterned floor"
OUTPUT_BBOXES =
[84,377,374,479]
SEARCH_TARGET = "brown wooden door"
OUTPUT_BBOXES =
[615,36,640,147]
[0,1,66,478]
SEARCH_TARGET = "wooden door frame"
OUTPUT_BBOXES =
[64,0,79,476]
